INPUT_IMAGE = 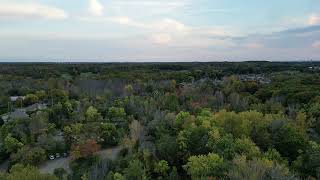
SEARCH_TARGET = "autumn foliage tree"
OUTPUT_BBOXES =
[71,139,101,160]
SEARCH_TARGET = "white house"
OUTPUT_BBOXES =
[10,96,25,102]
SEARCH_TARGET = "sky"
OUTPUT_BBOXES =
[0,0,320,62]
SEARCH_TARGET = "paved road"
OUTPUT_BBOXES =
[39,146,122,174]
[39,157,71,174]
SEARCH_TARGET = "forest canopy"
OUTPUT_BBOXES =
[0,62,320,180]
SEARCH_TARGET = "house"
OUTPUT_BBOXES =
[10,96,25,102]
[0,103,47,123]
[10,109,29,119]
[238,74,271,84]
[1,109,29,123]
[1,114,9,122]
[25,103,47,112]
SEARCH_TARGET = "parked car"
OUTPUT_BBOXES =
[63,152,68,157]
[49,155,55,160]
[56,153,61,158]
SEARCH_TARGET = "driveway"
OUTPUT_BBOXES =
[39,156,71,174]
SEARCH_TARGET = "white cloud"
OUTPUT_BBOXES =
[0,2,67,20]
[308,14,320,25]
[150,33,172,44]
[108,16,146,28]
[80,16,146,29]
[80,16,236,47]
[89,0,104,16]
[312,41,320,48]
[109,0,188,14]
[81,16,189,33]
[114,1,187,8]
[153,18,189,33]
[244,42,264,49]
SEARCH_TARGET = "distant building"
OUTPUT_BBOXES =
[10,96,25,102]
[0,103,47,123]
[308,66,320,70]
[1,109,29,123]
[1,114,9,122]
[238,74,271,84]
[25,103,47,112]
[10,109,29,119]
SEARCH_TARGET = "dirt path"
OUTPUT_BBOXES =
[39,146,122,174]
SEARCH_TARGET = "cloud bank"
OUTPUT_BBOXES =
[0,2,67,20]
[0,0,319,61]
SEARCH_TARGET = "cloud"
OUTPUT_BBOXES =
[80,16,146,29]
[89,0,104,16]
[80,15,236,47]
[81,16,232,37]
[244,42,264,49]
[114,1,187,8]
[108,16,146,28]
[109,0,188,14]
[0,2,67,20]
[150,33,172,44]
[81,16,189,33]
[153,18,188,33]
[312,41,320,48]
[308,14,320,25]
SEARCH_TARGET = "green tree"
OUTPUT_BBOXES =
[3,164,57,180]
[107,107,126,119]
[234,138,261,160]
[29,111,50,138]
[230,155,271,180]
[154,160,170,176]
[293,141,320,178]
[24,94,39,106]
[156,134,179,165]
[4,134,23,153]
[273,124,307,162]
[228,155,294,180]
[295,111,308,135]
[113,172,125,180]
[212,110,252,138]
[35,90,46,101]
[100,123,118,146]
[175,111,192,127]
[54,168,67,180]
[124,159,146,180]
[63,123,83,145]
[11,146,46,166]
[183,153,226,179]
[85,106,101,122]
[177,126,209,157]
[207,133,236,160]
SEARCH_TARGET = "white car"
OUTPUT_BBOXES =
[49,155,55,160]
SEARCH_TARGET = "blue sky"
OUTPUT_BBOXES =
[0,0,320,61]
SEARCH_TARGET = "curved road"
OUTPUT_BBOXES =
[39,146,122,174]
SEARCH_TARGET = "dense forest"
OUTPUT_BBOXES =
[0,62,320,180]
